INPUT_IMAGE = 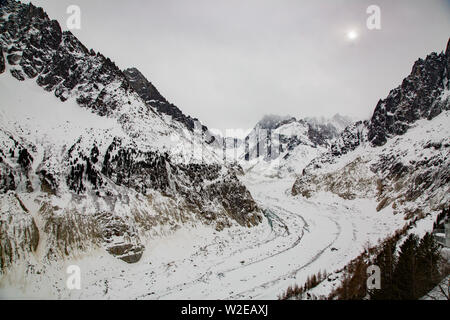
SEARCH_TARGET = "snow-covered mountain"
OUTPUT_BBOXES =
[293,39,450,219]
[0,0,448,301]
[241,114,352,178]
[0,0,262,270]
[305,114,355,137]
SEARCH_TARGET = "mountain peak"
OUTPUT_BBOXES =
[123,67,167,103]
[123,67,212,133]
[368,39,449,146]
[257,114,295,129]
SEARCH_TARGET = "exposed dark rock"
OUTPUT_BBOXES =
[0,45,5,73]
[244,115,351,162]
[0,166,16,192]
[123,67,166,103]
[299,38,450,163]
[98,138,260,227]
[368,40,450,146]
[10,68,24,81]
[123,67,212,136]
[0,134,34,193]
[96,212,144,263]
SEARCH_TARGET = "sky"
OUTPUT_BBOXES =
[22,0,450,132]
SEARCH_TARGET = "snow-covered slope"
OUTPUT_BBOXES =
[305,114,355,135]
[241,114,352,178]
[0,0,262,272]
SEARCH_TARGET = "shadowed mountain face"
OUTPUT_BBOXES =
[0,0,449,301]
[123,68,167,104]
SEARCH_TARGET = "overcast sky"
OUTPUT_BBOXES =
[23,0,450,131]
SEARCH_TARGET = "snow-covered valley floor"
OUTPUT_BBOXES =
[0,173,415,300]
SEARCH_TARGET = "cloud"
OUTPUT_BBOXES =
[23,0,450,131]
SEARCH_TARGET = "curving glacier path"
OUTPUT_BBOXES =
[1,176,410,299]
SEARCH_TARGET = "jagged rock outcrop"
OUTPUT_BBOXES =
[296,39,450,164]
[0,0,133,116]
[99,138,260,228]
[368,39,450,146]
[292,156,377,200]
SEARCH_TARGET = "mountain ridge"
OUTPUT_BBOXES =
[0,0,262,270]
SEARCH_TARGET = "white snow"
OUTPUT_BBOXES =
[0,174,409,300]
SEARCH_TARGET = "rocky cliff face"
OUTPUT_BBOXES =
[368,40,450,146]
[292,40,450,218]
[1,2,123,112]
[0,44,5,74]
[0,0,261,271]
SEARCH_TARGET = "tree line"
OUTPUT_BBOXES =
[280,208,450,300]
[330,227,449,300]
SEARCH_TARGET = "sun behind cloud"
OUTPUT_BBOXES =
[346,29,359,41]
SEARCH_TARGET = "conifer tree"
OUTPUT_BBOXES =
[370,239,397,300]
[393,234,419,299]
[416,232,441,294]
